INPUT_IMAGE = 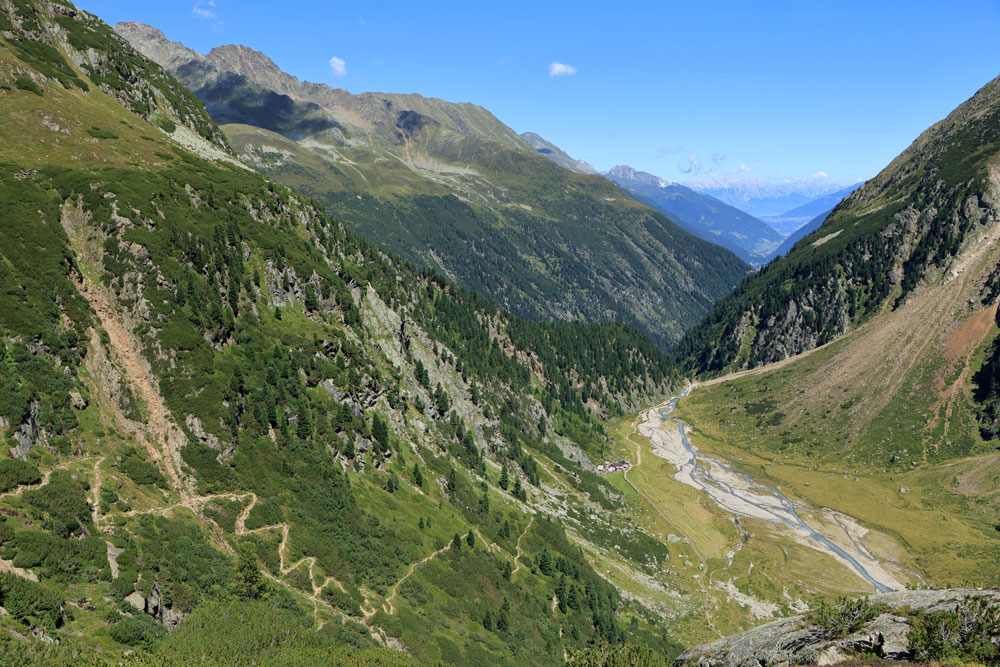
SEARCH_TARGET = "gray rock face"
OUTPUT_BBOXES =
[11,399,41,459]
[675,588,1000,667]
[125,584,188,633]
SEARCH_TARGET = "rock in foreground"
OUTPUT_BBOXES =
[676,588,1000,667]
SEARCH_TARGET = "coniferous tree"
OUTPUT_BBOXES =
[451,533,462,551]
[497,597,510,632]
[538,549,553,575]
[466,530,475,548]
[371,412,389,452]
[304,284,318,311]
[412,463,423,488]
[499,463,509,491]
[234,543,267,601]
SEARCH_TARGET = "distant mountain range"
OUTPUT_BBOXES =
[603,165,783,266]
[761,184,862,236]
[684,175,851,218]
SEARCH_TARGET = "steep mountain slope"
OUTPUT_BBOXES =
[606,165,783,266]
[686,176,849,218]
[115,23,749,350]
[769,209,832,258]
[520,131,599,175]
[761,183,862,236]
[675,71,1000,375]
[0,2,701,662]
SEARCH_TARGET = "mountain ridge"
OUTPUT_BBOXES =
[605,164,783,266]
[115,22,750,350]
[675,70,1000,375]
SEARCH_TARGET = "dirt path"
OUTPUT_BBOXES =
[382,543,451,615]
[510,517,534,580]
[0,456,94,501]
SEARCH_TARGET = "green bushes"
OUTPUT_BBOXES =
[13,76,42,95]
[0,572,65,630]
[23,469,91,537]
[120,456,165,487]
[0,458,41,493]
[907,596,1000,664]
[86,126,119,139]
[808,596,883,638]
[109,615,167,650]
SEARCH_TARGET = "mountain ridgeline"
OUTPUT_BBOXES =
[605,165,784,266]
[675,72,1000,376]
[115,23,749,351]
[0,2,694,663]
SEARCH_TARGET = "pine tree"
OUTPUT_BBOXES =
[304,284,318,311]
[451,533,462,551]
[466,530,475,548]
[482,609,494,631]
[499,463,509,491]
[296,404,313,439]
[447,468,458,495]
[412,463,423,488]
[371,412,389,452]
[418,517,424,530]
[538,548,553,575]
[497,597,510,632]
[234,543,267,600]
[343,436,355,460]
[502,560,512,581]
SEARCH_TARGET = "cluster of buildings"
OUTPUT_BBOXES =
[597,459,632,474]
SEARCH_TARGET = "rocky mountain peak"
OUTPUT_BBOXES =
[606,164,674,189]
[205,43,303,97]
[114,22,206,70]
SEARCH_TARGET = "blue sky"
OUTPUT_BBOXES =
[80,0,1000,185]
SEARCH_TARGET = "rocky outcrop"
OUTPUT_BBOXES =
[676,588,1000,667]
[10,400,41,459]
[124,583,187,633]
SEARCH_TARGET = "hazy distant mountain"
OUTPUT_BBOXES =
[605,166,783,266]
[520,132,598,174]
[761,184,863,236]
[685,175,849,218]
[769,209,831,258]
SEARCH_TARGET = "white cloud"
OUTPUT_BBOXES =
[192,2,221,27]
[678,153,701,174]
[549,61,577,77]
[711,152,727,166]
[657,146,681,159]
[329,56,347,78]
[812,171,829,179]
